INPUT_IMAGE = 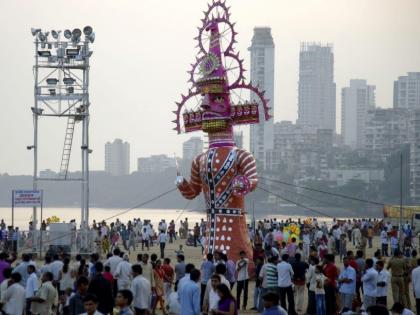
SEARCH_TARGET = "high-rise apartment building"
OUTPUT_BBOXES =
[394,72,420,109]
[248,27,274,169]
[364,108,410,156]
[104,139,130,176]
[298,43,336,133]
[341,79,376,148]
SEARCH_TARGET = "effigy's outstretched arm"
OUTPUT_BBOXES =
[232,149,258,196]
[176,156,202,200]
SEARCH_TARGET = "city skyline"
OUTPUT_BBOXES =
[1,0,419,175]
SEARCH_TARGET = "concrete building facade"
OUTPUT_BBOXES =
[298,43,336,134]
[394,72,420,109]
[341,79,376,149]
[105,139,130,176]
[249,27,274,169]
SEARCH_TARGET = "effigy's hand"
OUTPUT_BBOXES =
[175,176,186,187]
[232,175,251,197]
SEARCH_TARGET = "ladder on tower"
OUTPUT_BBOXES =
[58,113,76,179]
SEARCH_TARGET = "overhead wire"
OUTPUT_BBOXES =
[260,176,386,206]
[20,186,179,252]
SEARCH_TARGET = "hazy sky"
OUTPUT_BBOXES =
[0,0,419,175]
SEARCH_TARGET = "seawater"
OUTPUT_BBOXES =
[0,207,336,230]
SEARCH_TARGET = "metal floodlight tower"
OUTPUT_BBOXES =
[31,26,95,252]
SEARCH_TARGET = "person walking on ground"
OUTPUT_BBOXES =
[69,276,90,315]
[202,274,221,315]
[338,256,356,311]
[361,258,378,309]
[131,264,152,315]
[387,249,409,307]
[178,269,200,315]
[236,250,249,311]
[140,254,155,290]
[306,257,318,315]
[212,283,238,315]
[87,262,114,315]
[174,255,185,291]
[30,271,57,315]
[277,254,297,315]
[291,253,308,313]
[376,260,390,307]
[201,253,215,309]
[114,254,132,290]
[115,289,134,315]
[314,265,326,315]
[193,223,200,247]
[323,254,339,315]
[411,258,420,315]
[162,258,174,302]
[261,292,287,315]
[380,227,389,257]
[1,272,25,315]
[25,264,38,314]
[158,230,168,259]
[258,256,278,312]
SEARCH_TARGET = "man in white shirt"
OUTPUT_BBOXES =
[338,257,356,311]
[2,272,26,315]
[131,264,151,313]
[380,227,389,257]
[361,258,378,309]
[104,248,123,274]
[177,263,195,293]
[158,231,168,259]
[49,255,64,282]
[412,258,420,315]
[26,264,39,314]
[236,250,249,310]
[376,260,390,307]
[277,254,297,315]
[114,254,132,290]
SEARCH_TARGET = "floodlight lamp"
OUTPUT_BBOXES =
[83,26,93,36]
[86,32,95,43]
[72,28,82,38]
[46,78,59,85]
[65,48,79,57]
[64,29,72,39]
[63,77,76,85]
[37,32,46,42]
[31,107,44,115]
[51,30,59,39]
[31,28,41,36]
[27,145,34,150]
[37,51,51,57]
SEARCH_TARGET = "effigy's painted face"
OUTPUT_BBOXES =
[201,93,231,133]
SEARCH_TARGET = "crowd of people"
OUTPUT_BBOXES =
[0,216,419,315]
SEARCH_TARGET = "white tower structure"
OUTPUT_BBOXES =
[30,27,95,251]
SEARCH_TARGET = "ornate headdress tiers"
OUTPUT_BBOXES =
[173,0,271,134]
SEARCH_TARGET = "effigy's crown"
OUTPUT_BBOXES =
[173,0,271,134]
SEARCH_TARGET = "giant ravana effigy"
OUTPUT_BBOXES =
[174,0,271,261]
